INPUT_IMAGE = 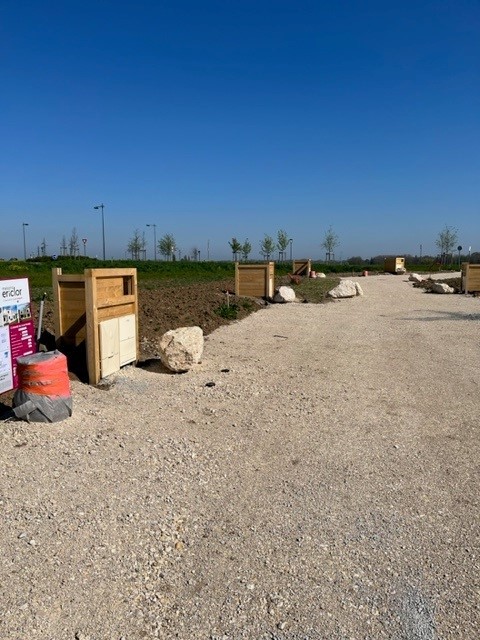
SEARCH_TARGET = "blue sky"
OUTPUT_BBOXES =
[1,0,479,260]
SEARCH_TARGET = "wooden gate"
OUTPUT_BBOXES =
[292,259,311,276]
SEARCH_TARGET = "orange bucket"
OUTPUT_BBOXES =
[16,350,70,397]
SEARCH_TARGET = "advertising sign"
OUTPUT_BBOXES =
[0,278,36,394]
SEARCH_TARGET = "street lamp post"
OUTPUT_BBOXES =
[146,224,157,261]
[82,238,87,257]
[22,223,29,261]
[93,204,106,260]
[289,238,293,262]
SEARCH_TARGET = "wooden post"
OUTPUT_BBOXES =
[52,268,63,342]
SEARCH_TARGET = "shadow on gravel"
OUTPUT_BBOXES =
[136,359,179,375]
[403,310,480,322]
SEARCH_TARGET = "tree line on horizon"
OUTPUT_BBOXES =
[21,224,475,266]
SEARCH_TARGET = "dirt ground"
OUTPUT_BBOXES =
[38,279,264,363]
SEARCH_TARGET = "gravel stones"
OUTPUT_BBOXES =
[0,273,477,639]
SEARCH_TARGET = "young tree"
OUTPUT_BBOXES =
[68,228,80,257]
[158,233,177,261]
[60,235,68,257]
[191,246,200,261]
[127,229,144,260]
[260,234,277,260]
[228,237,242,261]
[40,238,47,257]
[277,229,289,261]
[435,225,458,264]
[241,238,252,261]
[322,226,339,261]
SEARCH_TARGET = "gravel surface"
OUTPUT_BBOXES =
[0,273,478,639]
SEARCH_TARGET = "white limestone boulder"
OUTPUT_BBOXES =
[317,272,326,278]
[431,282,454,294]
[327,280,358,298]
[409,273,423,283]
[273,286,296,303]
[158,326,204,372]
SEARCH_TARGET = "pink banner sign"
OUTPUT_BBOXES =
[0,277,36,394]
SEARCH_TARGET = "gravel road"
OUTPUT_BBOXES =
[1,274,478,639]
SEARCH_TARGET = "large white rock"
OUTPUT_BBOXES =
[158,326,204,372]
[317,272,326,278]
[327,280,358,298]
[273,286,296,303]
[409,273,423,282]
[354,282,364,296]
[431,282,454,294]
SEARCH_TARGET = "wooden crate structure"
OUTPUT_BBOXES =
[384,256,406,273]
[53,268,139,385]
[461,263,480,293]
[292,259,311,276]
[235,262,275,298]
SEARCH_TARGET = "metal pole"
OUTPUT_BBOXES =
[289,238,293,261]
[94,204,105,260]
[22,223,29,260]
[101,205,105,260]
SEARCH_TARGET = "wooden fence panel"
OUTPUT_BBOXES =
[461,263,480,293]
[235,263,275,298]
[53,268,138,384]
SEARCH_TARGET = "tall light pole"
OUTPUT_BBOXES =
[82,238,87,257]
[22,222,29,261]
[93,204,106,260]
[146,224,157,261]
[289,238,293,262]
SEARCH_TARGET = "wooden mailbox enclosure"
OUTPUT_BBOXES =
[292,259,311,276]
[53,268,139,385]
[235,262,275,298]
[461,263,480,293]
